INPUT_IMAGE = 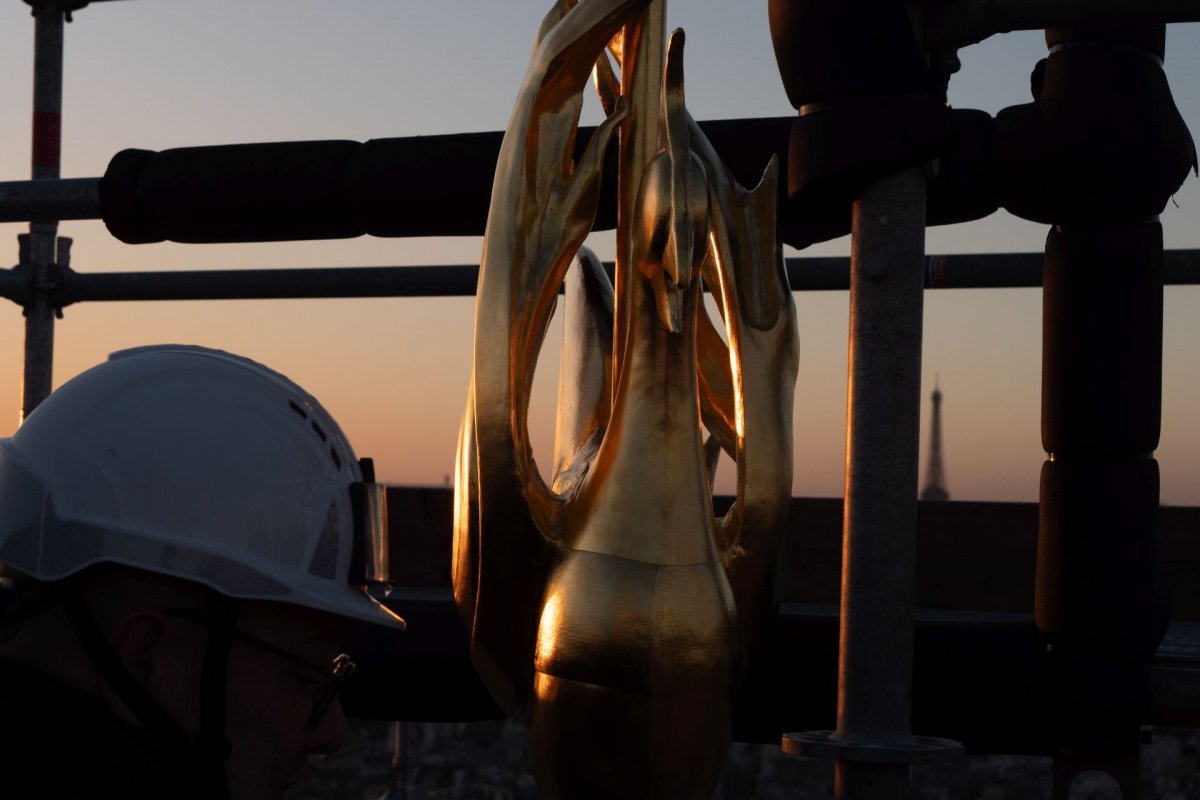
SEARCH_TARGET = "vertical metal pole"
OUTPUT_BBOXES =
[835,166,926,798]
[21,5,65,421]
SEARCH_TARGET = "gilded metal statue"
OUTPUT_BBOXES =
[454,1,798,796]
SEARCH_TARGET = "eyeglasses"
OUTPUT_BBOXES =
[163,608,356,729]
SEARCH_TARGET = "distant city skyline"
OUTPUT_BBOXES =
[0,3,1197,504]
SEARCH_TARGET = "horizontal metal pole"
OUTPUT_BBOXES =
[0,177,99,222]
[1,251,1198,306]
[927,249,1200,289]
[60,264,481,303]
[926,0,1200,49]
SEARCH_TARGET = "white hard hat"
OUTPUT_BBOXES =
[0,345,403,629]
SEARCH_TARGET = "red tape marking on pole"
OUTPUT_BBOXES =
[32,111,62,170]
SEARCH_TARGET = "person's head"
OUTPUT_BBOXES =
[0,345,403,799]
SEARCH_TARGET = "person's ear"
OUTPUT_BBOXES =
[107,610,170,682]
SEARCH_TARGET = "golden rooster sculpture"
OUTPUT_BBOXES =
[454,1,798,796]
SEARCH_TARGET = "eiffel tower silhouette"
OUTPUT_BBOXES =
[921,379,950,502]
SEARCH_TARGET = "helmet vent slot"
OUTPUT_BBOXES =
[287,400,308,420]
[311,421,327,442]
[329,447,342,471]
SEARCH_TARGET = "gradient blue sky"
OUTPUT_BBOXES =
[0,2,1197,503]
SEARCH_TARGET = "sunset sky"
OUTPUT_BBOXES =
[0,1,1197,504]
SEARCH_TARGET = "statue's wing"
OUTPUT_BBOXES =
[691,120,800,674]
[697,280,738,464]
[455,0,648,718]
[452,383,480,627]
[551,248,614,506]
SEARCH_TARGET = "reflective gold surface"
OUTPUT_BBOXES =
[454,1,797,796]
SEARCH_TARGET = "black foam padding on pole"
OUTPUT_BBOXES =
[781,108,1001,248]
[1030,22,1185,770]
[767,0,932,108]
[1039,648,1151,752]
[1036,458,1166,746]
[784,97,950,211]
[345,132,505,238]
[1036,459,1166,657]
[93,113,1000,249]
[141,140,361,243]
[1041,223,1163,457]
[98,148,160,244]
[346,123,623,238]
[98,121,786,246]
[926,109,999,228]
[998,29,1195,226]
[1039,43,1193,223]
[767,0,959,247]
[994,100,1048,225]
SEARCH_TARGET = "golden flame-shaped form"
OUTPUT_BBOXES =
[454,1,798,796]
